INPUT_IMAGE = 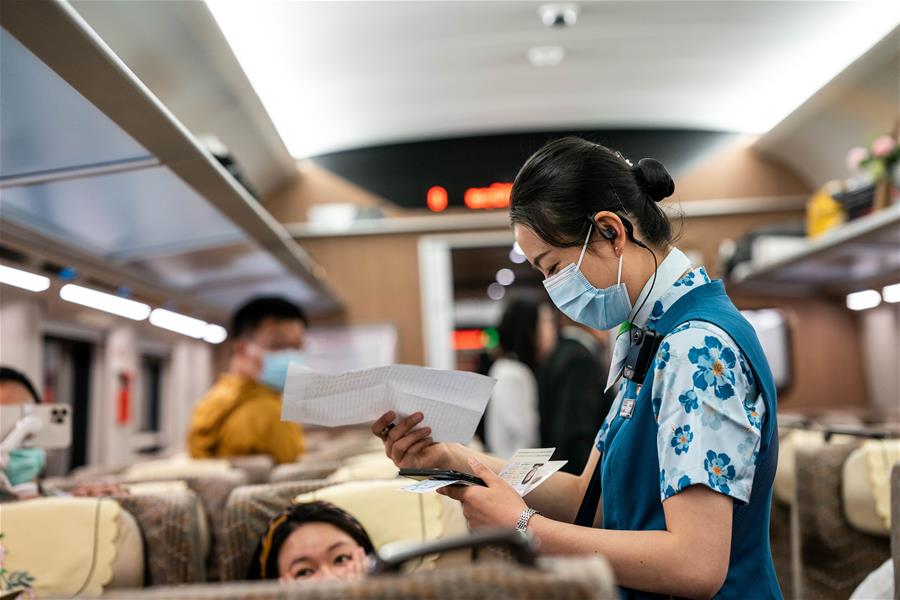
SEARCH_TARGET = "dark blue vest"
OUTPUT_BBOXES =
[575,281,782,600]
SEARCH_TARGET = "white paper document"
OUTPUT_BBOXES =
[499,448,568,496]
[400,479,480,493]
[281,364,496,443]
[400,448,569,496]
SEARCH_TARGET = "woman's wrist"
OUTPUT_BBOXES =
[444,443,467,470]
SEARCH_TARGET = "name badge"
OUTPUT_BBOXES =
[619,399,636,419]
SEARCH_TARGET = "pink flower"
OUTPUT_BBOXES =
[871,135,897,158]
[846,146,868,172]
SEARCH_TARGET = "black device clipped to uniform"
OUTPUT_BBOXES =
[622,326,663,384]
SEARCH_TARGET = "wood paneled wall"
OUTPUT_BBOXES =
[676,140,812,199]
[299,233,425,365]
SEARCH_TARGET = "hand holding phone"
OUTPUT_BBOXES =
[399,467,487,487]
[0,404,72,449]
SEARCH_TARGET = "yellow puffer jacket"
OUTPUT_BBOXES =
[187,374,304,464]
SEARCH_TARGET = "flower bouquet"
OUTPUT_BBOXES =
[846,134,900,211]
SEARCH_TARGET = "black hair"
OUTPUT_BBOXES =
[0,366,41,404]
[509,136,676,250]
[231,296,308,339]
[247,501,375,580]
[496,297,545,375]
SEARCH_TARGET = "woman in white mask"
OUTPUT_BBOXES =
[373,137,781,600]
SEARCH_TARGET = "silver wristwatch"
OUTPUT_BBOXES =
[516,507,540,532]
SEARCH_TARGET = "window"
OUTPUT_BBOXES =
[138,354,164,434]
[42,336,93,472]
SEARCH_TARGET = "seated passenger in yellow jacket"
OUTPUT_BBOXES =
[188,296,307,464]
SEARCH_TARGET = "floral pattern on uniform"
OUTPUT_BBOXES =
[688,336,738,400]
[736,438,758,467]
[678,390,699,414]
[665,474,693,499]
[700,403,723,430]
[654,321,763,503]
[655,341,672,370]
[595,265,766,505]
[739,353,756,390]
[704,451,737,494]
[671,425,693,455]
[743,399,762,430]
[674,271,696,287]
[648,300,665,327]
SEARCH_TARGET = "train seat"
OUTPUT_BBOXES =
[0,497,143,596]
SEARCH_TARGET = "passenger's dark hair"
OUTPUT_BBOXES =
[0,366,41,404]
[509,137,676,250]
[231,296,308,338]
[496,297,546,375]
[247,501,375,580]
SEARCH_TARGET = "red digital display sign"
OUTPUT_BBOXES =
[464,182,512,210]
[426,183,513,211]
[426,186,449,212]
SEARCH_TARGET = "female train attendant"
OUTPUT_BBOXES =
[373,137,781,600]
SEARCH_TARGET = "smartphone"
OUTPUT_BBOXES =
[399,468,486,487]
[0,404,73,449]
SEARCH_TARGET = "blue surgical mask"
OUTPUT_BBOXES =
[6,447,46,486]
[259,349,305,391]
[543,227,633,331]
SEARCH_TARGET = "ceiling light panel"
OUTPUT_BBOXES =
[207,0,899,156]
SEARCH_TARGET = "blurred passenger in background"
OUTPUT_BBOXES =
[187,296,307,464]
[538,315,614,473]
[248,501,374,582]
[0,366,44,499]
[484,298,557,458]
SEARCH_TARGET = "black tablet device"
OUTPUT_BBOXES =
[399,468,487,487]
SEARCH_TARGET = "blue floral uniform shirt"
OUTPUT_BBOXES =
[595,265,764,504]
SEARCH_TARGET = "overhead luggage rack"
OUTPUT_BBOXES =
[730,203,900,297]
[0,0,341,319]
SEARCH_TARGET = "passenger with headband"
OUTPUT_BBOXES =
[248,501,375,583]
[373,137,781,599]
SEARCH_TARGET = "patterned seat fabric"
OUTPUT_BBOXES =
[227,455,276,484]
[185,472,249,581]
[46,471,249,582]
[102,556,617,599]
[795,442,891,600]
[115,490,207,585]
[219,480,334,581]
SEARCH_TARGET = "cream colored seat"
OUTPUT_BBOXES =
[292,478,470,570]
[219,478,469,581]
[324,451,400,483]
[841,439,900,536]
[123,454,235,481]
[0,497,143,596]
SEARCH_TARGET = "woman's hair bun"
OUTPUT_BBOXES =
[633,158,674,203]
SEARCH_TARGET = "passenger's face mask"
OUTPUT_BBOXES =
[258,349,305,391]
[543,226,633,331]
[6,447,46,486]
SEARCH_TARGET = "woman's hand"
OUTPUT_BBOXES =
[438,457,527,530]
[372,411,451,470]
[350,546,370,580]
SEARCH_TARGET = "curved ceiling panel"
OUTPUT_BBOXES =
[0,28,152,180]
[1,166,243,259]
